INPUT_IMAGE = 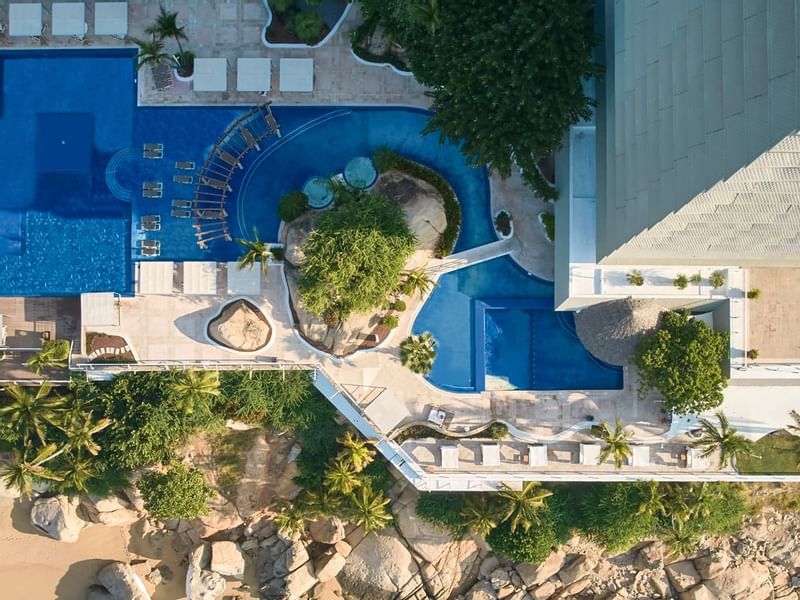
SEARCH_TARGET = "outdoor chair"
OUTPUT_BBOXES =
[171,199,192,209]
[173,174,193,184]
[195,209,227,220]
[141,215,161,231]
[175,161,195,170]
[140,239,161,257]
[171,209,191,219]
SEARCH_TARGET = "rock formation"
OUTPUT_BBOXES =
[207,299,271,352]
[30,495,86,543]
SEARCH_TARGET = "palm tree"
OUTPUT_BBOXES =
[337,431,376,473]
[0,382,66,445]
[1,444,64,498]
[459,495,498,537]
[236,227,272,279]
[348,485,392,534]
[323,458,362,495]
[57,455,98,494]
[591,418,633,468]
[636,481,667,517]
[145,5,188,54]
[401,267,435,297]
[692,411,757,468]
[131,35,170,70]
[300,489,341,520]
[274,503,306,538]
[660,517,698,558]
[169,368,220,415]
[410,0,442,33]
[497,482,552,532]
[25,341,70,375]
[400,332,437,375]
[787,410,800,436]
[61,411,111,456]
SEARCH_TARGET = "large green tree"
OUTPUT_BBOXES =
[299,190,415,322]
[634,310,729,414]
[360,0,598,198]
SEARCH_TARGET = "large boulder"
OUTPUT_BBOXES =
[558,555,596,585]
[694,550,731,580]
[702,559,771,600]
[186,567,226,600]
[634,541,664,571]
[420,539,482,599]
[679,584,715,600]
[30,495,85,542]
[665,561,702,593]
[210,541,245,579]
[338,530,421,600]
[516,551,566,588]
[308,517,346,545]
[81,495,141,527]
[314,551,346,583]
[465,580,498,600]
[285,562,319,599]
[96,562,152,600]
[207,299,271,352]
[273,540,310,578]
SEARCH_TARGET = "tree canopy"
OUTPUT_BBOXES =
[634,310,729,414]
[138,463,214,520]
[359,0,599,197]
[299,190,415,322]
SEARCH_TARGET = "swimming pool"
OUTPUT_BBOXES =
[0,49,492,295]
[412,256,623,392]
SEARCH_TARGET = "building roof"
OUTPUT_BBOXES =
[597,0,800,265]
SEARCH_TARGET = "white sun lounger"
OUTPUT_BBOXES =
[440,445,459,469]
[528,444,548,466]
[481,444,501,467]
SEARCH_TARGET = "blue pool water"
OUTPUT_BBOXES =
[0,49,491,294]
[412,256,623,392]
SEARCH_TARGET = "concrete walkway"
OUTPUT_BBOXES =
[428,237,520,275]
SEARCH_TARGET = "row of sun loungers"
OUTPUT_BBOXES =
[6,2,127,39]
[188,58,314,94]
[137,261,263,296]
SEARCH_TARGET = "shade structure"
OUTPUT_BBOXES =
[94,2,128,36]
[630,444,651,467]
[579,443,602,465]
[686,447,711,469]
[364,390,410,433]
[194,58,228,92]
[237,58,271,92]
[528,444,548,466]
[183,262,218,295]
[279,58,314,92]
[226,262,261,296]
[137,261,174,295]
[9,3,43,36]
[81,292,118,326]
[52,3,86,36]
[440,445,459,469]
[481,444,501,466]
[574,298,665,365]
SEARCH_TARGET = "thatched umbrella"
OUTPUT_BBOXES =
[574,298,665,365]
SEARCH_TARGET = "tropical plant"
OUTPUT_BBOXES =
[145,5,188,54]
[169,368,220,415]
[410,0,442,33]
[627,270,644,286]
[131,35,170,70]
[278,190,309,222]
[393,299,407,312]
[460,495,499,537]
[673,274,689,290]
[56,455,98,494]
[381,314,399,329]
[497,482,553,533]
[634,310,729,414]
[591,419,633,468]
[274,502,308,537]
[337,431,376,473]
[636,481,666,517]
[401,267,435,297]
[348,484,393,534]
[747,288,761,300]
[660,517,698,557]
[788,410,800,436]
[61,411,111,457]
[689,273,703,285]
[709,270,726,289]
[691,411,757,468]
[400,332,437,375]
[294,11,324,44]
[577,483,656,552]
[271,0,294,12]
[300,489,342,520]
[1,443,64,497]
[236,227,273,279]
[746,349,759,360]
[323,458,362,495]
[0,382,66,445]
[138,463,214,520]
[25,339,70,375]
[486,422,508,440]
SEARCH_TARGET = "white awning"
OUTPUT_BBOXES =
[9,3,42,36]
[579,443,602,465]
[630,444,651,467]
[52,3,86,36]
[80,293,118,326]
[226,262,261,296]
[183,262,217,295]
[279,58,314,92]
[528,444,548,466]
[94,2,128,36]
[481,444,501,466]
[441,445,459,469]
[138,261,174,295]
[194,58,228,92]
[363,389,409,433]
[237,58,271,92]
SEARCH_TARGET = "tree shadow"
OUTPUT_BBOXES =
[54,559,113,600]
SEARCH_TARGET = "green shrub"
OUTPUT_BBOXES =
[278,191,309,222]
[350,17,411,73]
[138,463,214,520]
[294,11,323,43]
[416,492,468,538]
[709,270,726,289]
[372,148,461,257]
[747,288,761,300]
[270,0,294,13]
[674,274,688,290]
[486,495,570,563]
[576,483,656,552]
[270,246,285,261]
[627,270,644,286]
[689,273,703,285]
[486,422,508,440]
[747,349,759,360]
[539,212,555,242]
[393,299,407,312]
[381,314,400,329]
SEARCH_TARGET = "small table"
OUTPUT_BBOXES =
[427,407,447,427]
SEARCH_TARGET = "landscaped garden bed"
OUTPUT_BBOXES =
[265,0,348,46]
[350,16,412,74]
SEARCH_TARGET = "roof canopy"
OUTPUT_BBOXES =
[94,2,128,36]
[226,262,261,296]
[81,293,118,326]
[138,262,174,295]
[183,262,217,295]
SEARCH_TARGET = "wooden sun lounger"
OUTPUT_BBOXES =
[140,240,161,257]
[144,143,163,152]
[143,188,162,199]
[172,199,192,209]
[217,149,242,169]
[239,126,260,151]
[200,176,232,192]
[144,148,163,159]
[173,174,193,184]
[175,161,195,170]
[171,209,192,219]
[194,209,228,219]
[141,215,161,231]
[264,112,281,137]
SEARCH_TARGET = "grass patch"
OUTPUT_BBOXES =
[736,431,800,474]
[742,482,800,513]
[209,428,262,499]
[539,211,555,242]
[373,147,461,257]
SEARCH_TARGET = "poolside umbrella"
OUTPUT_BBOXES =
[574,298,665,365]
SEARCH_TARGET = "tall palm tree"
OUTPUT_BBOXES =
[25,341,70,375]
[145,5,188,54]
[323,458,362,495]
[459,495,498,537]
[57,455,98,495]
[169,368,220,415]
[692,411,757,468]
[337,431,376,473]
[400,332,437,375]
[636,481,667,517]
[236,227,272,279]
[131,35,170,70]
[1,444,64,498]
[61,411,111,456]
[592,419,633,468]
[0,382,66,445]
[497,482,552,532]
[348,485,392,534]
[401,267,435,297]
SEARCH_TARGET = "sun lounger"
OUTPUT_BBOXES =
[140,239,161,257]
[171,209,192,219]
[141,215,161,231]
[216,149,242,169]
[239,127,260,151]
[144,143,163,152]
[200,176,232,192]
[143,148,162,159]
[195,209,228,219]
[172,199,192,209]
[143,182,163,199]
[151,62,174,91]
[173,174,193,184]
[264,111,281,137]
[175,161,195,170]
